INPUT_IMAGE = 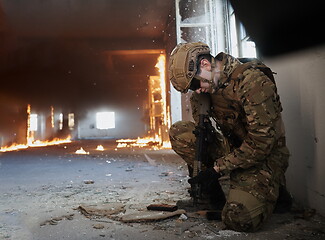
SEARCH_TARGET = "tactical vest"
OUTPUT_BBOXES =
[209,61,279,148]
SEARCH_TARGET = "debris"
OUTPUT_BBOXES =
[77,203,125,218]
[120,209,186,223]
[217,230,242,237]
[40,214,74,226]
[294,208,316,220]
[178,213,188,221]
[159,172,174,177]
[147,204,178,212]
[93,224,105,229]
[83,180,95,184]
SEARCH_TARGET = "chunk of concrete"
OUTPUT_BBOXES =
[120,209,186,223]
[78,203,125,218]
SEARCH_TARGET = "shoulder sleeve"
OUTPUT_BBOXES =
[217,69,283,173]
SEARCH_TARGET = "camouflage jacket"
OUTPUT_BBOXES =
[191,53,287,175]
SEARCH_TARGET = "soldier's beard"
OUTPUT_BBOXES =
[198,68,220,94]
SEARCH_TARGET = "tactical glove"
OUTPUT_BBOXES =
[188,168,221,186]
[188,168,225,208]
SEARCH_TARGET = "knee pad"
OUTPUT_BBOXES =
[222,189,267,232]
[169,121,195,139]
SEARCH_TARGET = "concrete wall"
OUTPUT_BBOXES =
[264,45,325,215]
[77,108,147,140]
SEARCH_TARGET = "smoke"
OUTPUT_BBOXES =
[0,0,172,141]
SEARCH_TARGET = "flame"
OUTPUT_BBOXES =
[116,136,171,150]
[115,53,171,150]
[75,147,89,155]
[155,54,168,127]
[51,106,55,128]
[0,104,72,153]
[26,104,34,145]
[0,136,72,153]
[96,145,104,151]
[116,136,161,149]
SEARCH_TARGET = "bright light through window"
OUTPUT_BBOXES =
[96,112,115,129]
[68,113,75,129]
[30,114,38,131]
[59,113,63,130]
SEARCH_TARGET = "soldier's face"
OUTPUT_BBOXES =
[195,59,217,94]
[197,59,212,81]
[195,81,212,93]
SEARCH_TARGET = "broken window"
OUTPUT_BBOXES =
[175,0,216,54]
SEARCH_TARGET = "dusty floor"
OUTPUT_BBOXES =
[0,140,324,240]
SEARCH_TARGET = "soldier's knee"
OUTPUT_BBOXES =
[222,201,260,232]
[169,121,195,145]
[222,189,269,232]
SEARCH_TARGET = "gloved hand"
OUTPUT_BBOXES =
[188,168,221,185]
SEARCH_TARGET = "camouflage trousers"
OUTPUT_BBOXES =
[169,121,290,232]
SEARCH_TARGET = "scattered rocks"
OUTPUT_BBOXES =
[83,180,95,184]
[120,209,186,223]
[40,214,74,226]
[93,224,105,229]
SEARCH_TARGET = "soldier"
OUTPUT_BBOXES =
[168,42,292,232]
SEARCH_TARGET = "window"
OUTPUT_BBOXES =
[238,23,257,57]
[30,114,38,131]
[68,113,75,129]
[96,112,115,130]
[175,0,216,54]
[227,2,257,58]
[59,113,63,130]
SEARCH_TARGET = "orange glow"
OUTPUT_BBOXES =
[115,53,171,150]
[116,136,161,149]
[26,104,34,145]
[155,54,168,127]
[96,145,104,151]
[0,136,72,153]
[116,136,171,149]
[75,147,89,155]
[51,106,55,128]
[0,104,72,153]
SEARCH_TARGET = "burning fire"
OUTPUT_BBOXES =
[155,54,168,127]
[96,145,104,151]
[0,104,72,153]
[75,147,89,155]
[0,136,72,153]
[116,53,171,150]
[116,136,171,149]
[116,136,160,148]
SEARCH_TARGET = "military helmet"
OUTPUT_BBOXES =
[169,42,211,93]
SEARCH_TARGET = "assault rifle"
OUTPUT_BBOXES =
[191,93,212,205]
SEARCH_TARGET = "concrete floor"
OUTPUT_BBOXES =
[0,140,324,240]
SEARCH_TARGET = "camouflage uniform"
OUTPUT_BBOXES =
[169,53,290,232]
